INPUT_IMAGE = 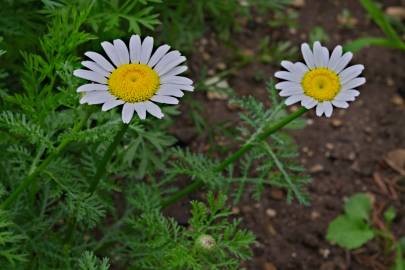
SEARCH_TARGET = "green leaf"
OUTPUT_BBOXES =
[343,37,403,53]
[384,206,396,223]
[326,215,374,250]
[344,193,372,221]
[78,251,110,270]
[392,245,405,270]
[359,0,404,46]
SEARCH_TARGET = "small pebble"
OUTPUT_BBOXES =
[291,0,305,8]
[325,143,334,150]
[216,62,226,70]
[331,119,342,128]
[391,95,404,106]
[264,262,278,270]
[202,52,210,61]
[348,152,356,161]
[386,6,405,19]
[266,208,277,218]
[309,164,324,173]
[319,248,331,259]
[306,119,314,125]
[311,211,320,220]
[386,77,395,86]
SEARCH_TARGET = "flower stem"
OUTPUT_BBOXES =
[64,122,129,246]
[87,123,129,194]
[0,109,92,209]
[160,107,308,208]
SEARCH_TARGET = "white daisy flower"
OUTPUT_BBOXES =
[73,35,194,123]
[275,41,366,117]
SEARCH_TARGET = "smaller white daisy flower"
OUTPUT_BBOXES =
[275,41,366,117]
[74,35,194,123]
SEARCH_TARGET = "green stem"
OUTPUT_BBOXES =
[64,122,129,246]
[0,109,91,209]
[160,107,308,208]
[87,123,129,194]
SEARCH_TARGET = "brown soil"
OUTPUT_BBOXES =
[166,0,405,269]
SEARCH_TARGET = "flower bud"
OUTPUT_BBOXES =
[195,234,216,251]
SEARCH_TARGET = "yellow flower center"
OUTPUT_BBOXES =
[301,68,341,101]
[108,64,160,103]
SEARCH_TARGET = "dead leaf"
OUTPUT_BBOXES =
[372,172,389,195]
[384,149,405,175]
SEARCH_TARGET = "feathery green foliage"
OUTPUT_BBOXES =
[0,1,311,269]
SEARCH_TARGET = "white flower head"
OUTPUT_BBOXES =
[74,35,194,123]
[275,41,366,117]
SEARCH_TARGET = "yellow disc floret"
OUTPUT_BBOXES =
[108,64,160,103]
[301,68,341,101]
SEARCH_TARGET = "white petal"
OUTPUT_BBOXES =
[81,61,110,77]
[129,35,142,64]
[101,41,121,67]
[301,43,315,69]
[346,89,360,97]
[322,47,330,67]
[77,83,108,92]
[140,36,154,64]
[335,92,356,102]
[341,77,366,91]
[281,60,295,72]
[332,52,353,74]
[162,65,188,77]
[79,96,88,104]
[122,103,136,123]
[339,65,364,84]
[294,62,309,75]
[157,86,184,97]
[275,81,301,90]
[133,102,147,120]
[313,41,324,67]
[328,45,343,70]
[148,44,171,67]
[84,52,115,72]
[102,99,124,111]
[285,94,304,105]
[160,75,193,85]
[145,101,164,119]
[113,39,130,65]
[316,103,324,116]
[332,100,349,108]
[150,95,179,104]
[153,51,182,74]
[274,71,301,82]
[279,89,303,97]
[73,69,107,84]
[323,101,333,117]
[301,96,317,109]
[335,90,360,101]
[157,56,187,76]
[178,84,194,91]
[84,91,115,105]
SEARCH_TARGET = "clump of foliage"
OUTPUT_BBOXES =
[0,1,310,269]
[344,0,405,52]
[327,193,405,269]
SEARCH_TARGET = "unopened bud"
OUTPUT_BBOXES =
[195,234,216,251]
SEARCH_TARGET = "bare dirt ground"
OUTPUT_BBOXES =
[166,0,405,269]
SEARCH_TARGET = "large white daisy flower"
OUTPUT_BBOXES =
[275,41,366,117]
[73,35,194,123]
